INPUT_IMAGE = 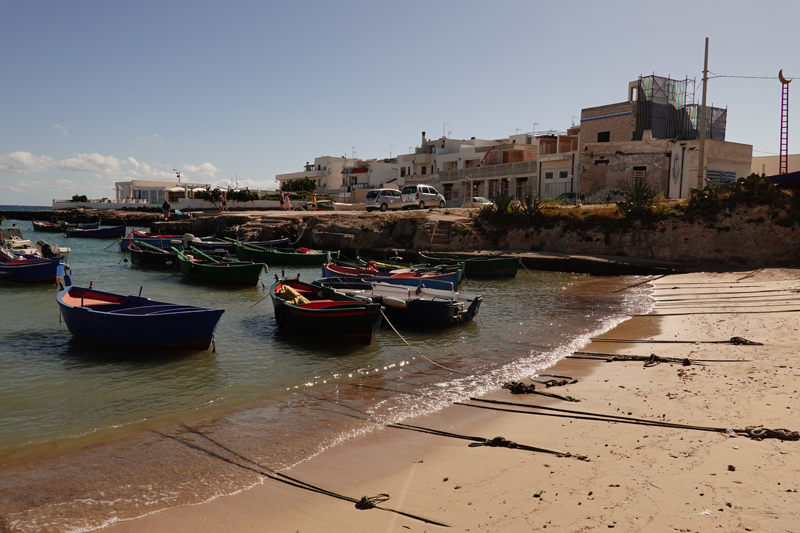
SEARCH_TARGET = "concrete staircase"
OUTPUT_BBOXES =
[428,220,453,251]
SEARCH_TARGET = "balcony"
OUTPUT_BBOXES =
[438,161,538,183]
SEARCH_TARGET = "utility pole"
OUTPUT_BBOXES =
[697,37,709,190]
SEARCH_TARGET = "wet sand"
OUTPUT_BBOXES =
[101,268,800,532]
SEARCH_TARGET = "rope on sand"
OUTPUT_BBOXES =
[389,422,589,460]
[502,381,580,402]
[460,399,800,441]
[589,336,762,345]
[569,351,749,364]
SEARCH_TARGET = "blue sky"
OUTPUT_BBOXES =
[2,0,799,206]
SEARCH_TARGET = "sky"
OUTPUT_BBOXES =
[1,0,799,206]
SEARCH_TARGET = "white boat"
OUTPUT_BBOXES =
[0,227,71,262]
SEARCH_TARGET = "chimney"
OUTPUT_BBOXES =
[422,132,426,143]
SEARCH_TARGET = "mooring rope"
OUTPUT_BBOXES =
[502,381,580,402]
[460,399,800,441]
[569,351,748,364]
[380,309,466,375]
[589,336,762,345]
[167,425,450,527]
[388,423,589,460]
[613,274,666,293]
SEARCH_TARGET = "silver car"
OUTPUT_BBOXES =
[401,184,446,209]
[364,188,403,212]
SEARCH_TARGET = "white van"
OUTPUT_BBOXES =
[401,184,446,210]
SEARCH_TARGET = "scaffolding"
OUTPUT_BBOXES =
[633,74,726,141]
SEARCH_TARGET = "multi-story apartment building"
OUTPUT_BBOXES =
[275,156,355,194]
[579,75,752,201]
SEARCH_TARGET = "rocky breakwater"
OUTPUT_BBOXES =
[152,212,486,253]
[1,208,163,226]
[496,204,800,266]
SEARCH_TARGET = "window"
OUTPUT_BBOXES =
[421,166,427,175]
[597,131,610,143]
[400,168,406,177]
[559,171,569,179]
[545,172,554,180]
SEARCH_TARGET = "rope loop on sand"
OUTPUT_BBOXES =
[744,426,800,441]
[502,381,580,402]
[532,374,578,387]
[468,436,518,449]
[729,336,763,345]
[503,381,536,394]
[355,493,390,509]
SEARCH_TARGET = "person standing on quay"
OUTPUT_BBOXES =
[217,191,224,213]
[222,192,228,212]
[285,193,292,210]
[279,191,285,211]
[162,200,170,220]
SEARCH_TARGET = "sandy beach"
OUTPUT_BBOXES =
[103,268,800,533]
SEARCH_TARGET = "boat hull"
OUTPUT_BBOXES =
[65,225,126,238]
[178,256,265,286]
[129,247,179,269]
[0,257,63,283]
[57,285,224,349]
[235,242,339,265]
[270,278,382,345]
[418,252,518,278]
[321,262,461,288]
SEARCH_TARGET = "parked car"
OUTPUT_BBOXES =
[463,196,494,208]
[401,184,446,209]
[555,192,579,204]
[364,188,403,212]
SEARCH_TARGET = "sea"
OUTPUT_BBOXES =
[0,215,654,533]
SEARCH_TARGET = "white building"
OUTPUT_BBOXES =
[115,179,212,205]
[275,157,354,194]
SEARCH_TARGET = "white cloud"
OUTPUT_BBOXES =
[136,134,164,144]
[0,178,76,192]
[58,153,122,174]
[53,124,69,136]
[0,152,55,174]
[182,162,219,181]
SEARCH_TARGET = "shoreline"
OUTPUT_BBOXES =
[103,268,800,532]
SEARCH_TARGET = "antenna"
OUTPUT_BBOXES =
[389,145,396,157]
[352,146,356,159]
[532,123,539,136]
[443,122,450,137]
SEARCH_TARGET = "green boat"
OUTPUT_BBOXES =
[417,251,519,278]
[229,239,340,265]
[175,247,266,286]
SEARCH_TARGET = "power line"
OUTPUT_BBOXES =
[707,72,782,80]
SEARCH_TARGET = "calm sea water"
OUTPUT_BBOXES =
[0,217,653,533]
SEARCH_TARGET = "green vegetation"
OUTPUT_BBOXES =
[281,178,317,194]
[70,194,89,202]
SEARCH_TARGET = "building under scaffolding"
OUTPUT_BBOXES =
[633,75,727,141]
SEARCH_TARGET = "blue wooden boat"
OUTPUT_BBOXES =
[0,255,66,283]
[321,261,462,287]
[767,170,800,189]
[65,224,126,239]
[313,278,482,327]
[119,235,185,251]
[314,274,457,291]
[56,275,224,349]
[270,276,382,345]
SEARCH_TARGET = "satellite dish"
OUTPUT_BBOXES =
[779,69,792,84]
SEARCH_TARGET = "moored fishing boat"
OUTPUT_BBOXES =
[127,242,180,269]
[232,239,339,265]
[65,224,126,239]
[56,275,224,349]
[176,247,265,286]
[313,278,482,327]
[417,251,519,278]
[0,254,67,284]
[32,221,65,232]
[270,276,382,345]
[183,235,291,254]
[321,261,462,287]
